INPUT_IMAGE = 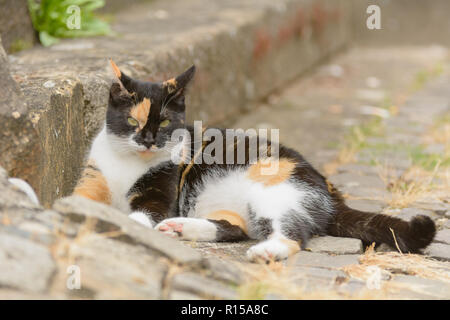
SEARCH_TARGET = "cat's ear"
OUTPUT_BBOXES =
[109,60,134,106]
[163,65,196,96]
[109,59,136,94]
[109,81,133,106]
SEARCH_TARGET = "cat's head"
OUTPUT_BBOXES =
[106,59,195,159]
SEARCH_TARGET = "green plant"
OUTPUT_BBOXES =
[28,0,110,46]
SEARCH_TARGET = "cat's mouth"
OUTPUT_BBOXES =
[137,146,158,157]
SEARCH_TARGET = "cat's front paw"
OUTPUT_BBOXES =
[247,239,291,262]
[129,211,154,228]
[155,218,217,241]
[155,219,184,238]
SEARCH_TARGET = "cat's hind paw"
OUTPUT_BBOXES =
[155,218,217,241]
[247,237,300,262]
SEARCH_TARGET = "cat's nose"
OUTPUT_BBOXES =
[142,135,155,148]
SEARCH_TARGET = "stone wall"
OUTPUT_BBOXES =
[0,0,36,53]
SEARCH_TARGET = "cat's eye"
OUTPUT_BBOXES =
[128,117,139,127]
[160,119,170,128]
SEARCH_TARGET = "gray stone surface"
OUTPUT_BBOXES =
[0,0,36,53]
[170,272,238,300]
[0,167,239,299]
[305,236,363,255]
[336,163,380,176]
[292,251,360,269]
[345,199,385,213]
[202,257,245,284]
[53,196,203,266]
[391,275,450,299]
[0,233,56,293]
[186,240,257,262]
[335,279,367,296]
[396,208,436,222]
[414,202,450,214]
[328,172,386,189]
[63,237,167,299]
[424,243,450,262]
[290,266,348,290]
[434,230,450,245]
[0,37,41,199]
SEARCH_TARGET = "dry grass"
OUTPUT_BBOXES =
[342,245,450,299]
[343,245,450,283]
[235,243,450,300]
[376,162,449,208]
[235,259,396,300]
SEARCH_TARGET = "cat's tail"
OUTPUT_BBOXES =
[327,205,436,253]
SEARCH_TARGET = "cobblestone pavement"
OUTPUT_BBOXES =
[186,46,450,299]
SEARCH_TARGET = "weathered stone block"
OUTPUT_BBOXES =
[0,0,36,53]
[0,233,56,293]
[293,251,360,269]
[424,243,450,262]
[345,199,385,213]
[53,196,203,266]
[170,272,238,300]
[434,229,450,245]
[306,236,363,255]
[396,207,436,221]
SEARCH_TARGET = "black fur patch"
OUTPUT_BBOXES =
[208,219,249,242]
[248,205,273,240]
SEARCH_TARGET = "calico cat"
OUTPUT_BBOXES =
[73,60,436,261]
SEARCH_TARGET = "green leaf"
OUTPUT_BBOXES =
[28,0,110,46]
[39,31,60,47]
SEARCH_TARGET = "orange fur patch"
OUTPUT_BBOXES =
[326,179,335,193]
[163,78,177,93]
[73,160,111,205]
[109,59,121,78]
[247,158,296,186]
[206,210,247,233]
[280,238,301,255]
[130,98,151,129]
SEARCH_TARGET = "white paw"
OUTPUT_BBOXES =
[129,211,154,228]
[246,239,290,262]
[8,178,40,205]
[155,218,217,241]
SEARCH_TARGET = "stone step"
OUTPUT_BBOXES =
[2,0,351,206]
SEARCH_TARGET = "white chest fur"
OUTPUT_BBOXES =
[88,126,168,213]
